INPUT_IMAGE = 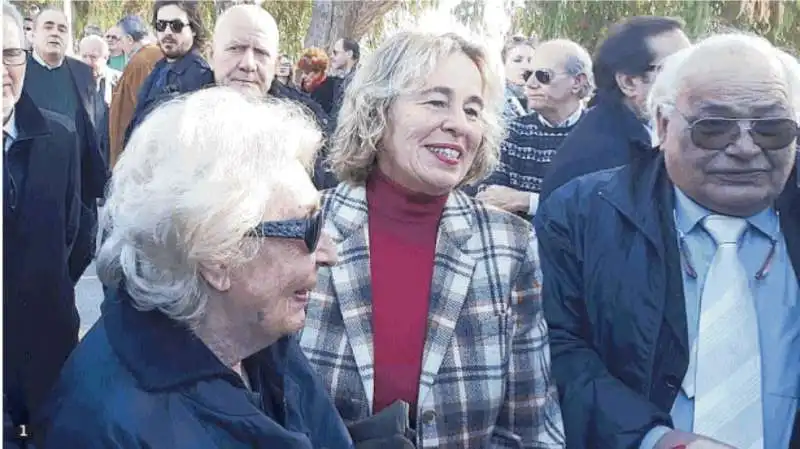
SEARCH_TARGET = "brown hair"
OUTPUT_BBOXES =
[297,47,329,74]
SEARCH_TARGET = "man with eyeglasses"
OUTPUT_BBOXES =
[540,16,690,201]
[2,2,82,447]
[103,25,128,71]
[534,34,800,449]
[123,0,213,148]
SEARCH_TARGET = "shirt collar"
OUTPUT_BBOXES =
[4,110,17,139]
[537,105,584,128]
[673,186,778,239]
[32,49,64,70]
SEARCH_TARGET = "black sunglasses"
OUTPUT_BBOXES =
[684,115,799,151]
[155,19,189,33]
[526,69,568,85]
[245,210,323,253]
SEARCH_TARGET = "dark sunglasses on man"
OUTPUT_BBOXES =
[523,69,568,86]
[245,210,323,253]
[682,114,800,151]
[155,19,189,33]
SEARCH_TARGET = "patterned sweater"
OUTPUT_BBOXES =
[482,111,584,194]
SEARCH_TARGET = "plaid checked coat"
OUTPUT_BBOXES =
[300,183,565,449]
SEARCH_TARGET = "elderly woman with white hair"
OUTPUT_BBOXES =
[35,88,356,449]
[299,31,565,448]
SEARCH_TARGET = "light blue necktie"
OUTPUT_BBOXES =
[690,215,764,449]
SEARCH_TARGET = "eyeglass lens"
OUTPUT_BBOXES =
[3,49,27,66]
[690,118,799,151]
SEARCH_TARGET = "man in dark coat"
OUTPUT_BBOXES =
[535,35,799,449]
[3,3,82,447]
[539,16,690,201]
[123,0,214,146]
[23,6,109,282]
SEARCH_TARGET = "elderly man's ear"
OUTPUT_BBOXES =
[199,261,232,292]
[655,108,669,146]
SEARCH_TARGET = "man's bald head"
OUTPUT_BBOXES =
[214,5,278,54]
[212,5,280,97]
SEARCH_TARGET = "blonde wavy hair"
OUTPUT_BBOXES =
[330,31,506,187]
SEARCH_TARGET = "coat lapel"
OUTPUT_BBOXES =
[599,155,690,358]
[325,184,377,409]
[416,192,477,406]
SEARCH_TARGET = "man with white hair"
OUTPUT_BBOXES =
[79,34,121,108]
[211,4,334,189]
[3,2,82,447]
[36,88,355,448]
[477,38,592,218]
[80,34,121,164]
[534,34,799,449]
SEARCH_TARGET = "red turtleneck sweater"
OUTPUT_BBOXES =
[367,170,448,415]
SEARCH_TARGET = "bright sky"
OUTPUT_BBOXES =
[394,0,511,55]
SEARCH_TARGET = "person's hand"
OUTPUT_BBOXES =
[475,185,530,213]
[655,429,738,449]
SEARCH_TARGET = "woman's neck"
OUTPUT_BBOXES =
[194,303,280,372]
[366,169,448,224]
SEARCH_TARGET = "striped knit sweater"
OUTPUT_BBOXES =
[482,111,584,194]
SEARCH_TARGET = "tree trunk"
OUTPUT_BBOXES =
[304,0,400,50]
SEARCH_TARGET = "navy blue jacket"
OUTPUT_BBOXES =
[534,154,800,448]
[123,49,214,146]
[539,94,653,202]
[3,92,82,436]
[38,288,354,449]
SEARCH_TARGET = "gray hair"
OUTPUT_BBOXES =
[80,34,109,57]
[3,1,25,47]
[648,33,800,121]
[546,39,595,100]
[330,30,506,187]
[97,87,323,325]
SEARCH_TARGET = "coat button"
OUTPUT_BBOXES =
[421,409,436,424]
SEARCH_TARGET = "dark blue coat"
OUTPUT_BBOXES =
[3,92,82,438]
[123,49,214,147]
[38,288,354,449]
[539,94,654,202]
[534,154,800,448]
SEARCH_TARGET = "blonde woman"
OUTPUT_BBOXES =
[300,31,566,449]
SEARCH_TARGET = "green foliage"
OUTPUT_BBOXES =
[263,0,312,56]
[507,0,800,53]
